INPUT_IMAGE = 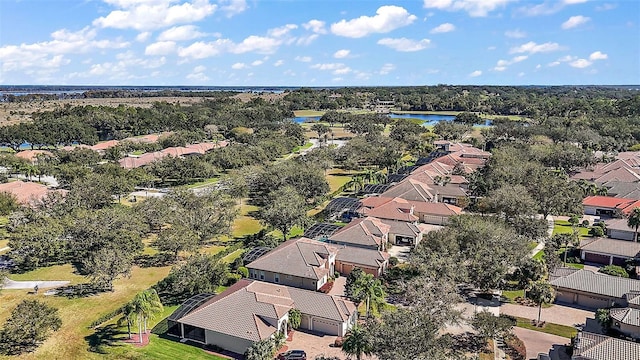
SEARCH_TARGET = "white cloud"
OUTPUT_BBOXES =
[563,0,588,4]
[193,65,206,73]
[94,0,218,31]
[177,39,231,59]
[334,49,350,58]
[296,34,319,46]
[158,25,206,41]
[505,29,526,38]
[430,23,455,33]
[561,15,590,29]
[0,26,129,73]
[517,0,587,16]
[548,61,561,67]
[268,24,298,38]
[569,58,592,68]
[274,60,284,67]
[333,67,352,75]
[493,55,528,71]
[219,0,247,17]
[230,36,282,54]
[310,63,345,71]
[251,60,263,66]
[187,64,208,81]
[302,19,327,34]
[596,3,617,11]
[145,41,176,55]
[377,37,431,52]
[424,0,514,17]
[330,5,417,38]
[295,56,312,62]
[469,70,482,77]
[136,32,152,42]
[231,62,248,69]
[510,41,562,54]
[589,51,608,60]
[379,63,396,75]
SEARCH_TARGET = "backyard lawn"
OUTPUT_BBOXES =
[326,169,353,193]
[552,220,591,237]
[231,201,263,238]
[1,265,171,360]
[514,316,578,338]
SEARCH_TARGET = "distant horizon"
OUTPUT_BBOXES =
[1,84,639,89]
[1,1,638,86]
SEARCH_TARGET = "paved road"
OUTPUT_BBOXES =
[1,279,70,290]
[513,327,571,360]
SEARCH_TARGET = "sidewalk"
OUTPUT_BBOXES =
[501,303,593,328]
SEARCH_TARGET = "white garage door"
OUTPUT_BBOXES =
[312,318,340,336]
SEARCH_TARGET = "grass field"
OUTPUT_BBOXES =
[326,171,353,193]
[553,220,591,237]
[293,110,325,117]
[222,249,244,263]
[200,245,227,256]
[1,265,171,360]
[514,316,578,338]
[231,202,263,238]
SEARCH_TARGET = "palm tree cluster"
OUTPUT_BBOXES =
[119,289,164,343]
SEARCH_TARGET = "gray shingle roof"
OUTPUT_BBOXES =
[176,279,356,342]
[379,218,421,237]
[611,307,640,327]
[605,218,635,232]
[580,237,640,258]
[246,237,336,280]
[336,246,389,268]
[550,269,640,298]
[330,217,389,248]
[573,331,640,360]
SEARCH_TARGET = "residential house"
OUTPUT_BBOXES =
[359,196,462,225]
[89,140,120,153]
[0,180,65,207]
[606,218,638,241]
[381,179,436,202]
[14,150,52,164]
[582,196,638,217]
[579,238,640,266]
[610,307,640,340]
[335,246,389,277]
[168,279,357,355]
[572,331,640,360]
[603,181,640,200]
[328,217,390,251]
[246,237,336,291]
[550,268,640,309]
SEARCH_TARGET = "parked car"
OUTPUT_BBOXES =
[277,350,307,360]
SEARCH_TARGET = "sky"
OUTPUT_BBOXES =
[0,0,638,86]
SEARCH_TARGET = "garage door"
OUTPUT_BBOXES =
[341,263,354,275]
[300,314,310,330]
[584,252,610,265]
[577,294,611,309]
[312,318,340,336]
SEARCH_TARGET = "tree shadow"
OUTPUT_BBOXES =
[85,324,127,354]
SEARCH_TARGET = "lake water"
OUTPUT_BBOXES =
[293,113,492,127]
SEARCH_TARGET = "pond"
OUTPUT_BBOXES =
[293,113,492,126]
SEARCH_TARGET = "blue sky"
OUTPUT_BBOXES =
[0,0,638,86]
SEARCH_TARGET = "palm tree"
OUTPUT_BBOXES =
[131,289,164,343]
[118,302,136,340]
[351,273,386,318]
[627,207,640,243]
[527,281,555,326]
[341,325,372,360]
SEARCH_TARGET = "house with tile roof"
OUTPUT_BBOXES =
[580,238,640,266]
[605,218,638,241]
[14,150,53,164]
[359,196,462,225]
[610,307,640,340]
[582,196,638,217]
[603,181,640,200]
[168,279,357,355]
[328,217,390,251]
[572,331,640,360]
[381,178,436,202]
[335,246,389,278]
[246,237,336,291]
[89,140,120,153]
[0,180,66,207]
[551,268,640,309]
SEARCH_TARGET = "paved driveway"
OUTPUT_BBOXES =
[513,327,571,360]
[501,303,593,328]
[283,330,344,359]
[328,276,346,297]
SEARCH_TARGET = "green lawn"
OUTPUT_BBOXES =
[533,250,544,260]
[183,177,219,189]
[292,142,313,152]
[231,202,263,238]
[130,334,227,359]
[200,245,227,255]
[222,249,244,263]
[502,289,525,303]
[553,221,591,237]
[514,316,578,338]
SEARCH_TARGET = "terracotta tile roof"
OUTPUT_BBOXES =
[573,331,640,360]
[14,150,53,163]
[359,197,462,220]
[359,199,419,222]
[0,180,65,206]
[330,217,390,248]
[118,152,167,169]
[617,151,640,160]
[580,237,640,258]
[381,179,435,202]
[246,237,337,281]
[177,279,356,342]
[379,218,423,237]
[550,269,640,298]
[89,140,120,151]
[359,196,394,209]
[60,144,91,152]
[582,196,636,209]
[336,247,389,269]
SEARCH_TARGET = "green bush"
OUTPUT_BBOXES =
[225,273,242,286]
[599,265,629,278]
[589,226,604,237]
[237,266,249,278]
[389,256,399,266]
[334,271,340,278]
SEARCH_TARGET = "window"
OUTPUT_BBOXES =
[259,271,265,280]
[275,274,280,283]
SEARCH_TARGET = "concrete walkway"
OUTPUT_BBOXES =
[501,303,593,328]
[513,327,570,360]
[1,278,70,290]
